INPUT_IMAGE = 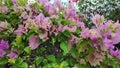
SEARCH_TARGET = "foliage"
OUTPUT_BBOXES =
[78,0,120,27]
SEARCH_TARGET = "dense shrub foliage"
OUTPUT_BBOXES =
[0,0,120,68]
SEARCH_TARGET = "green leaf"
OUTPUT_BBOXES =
[59,61,68,68]
[86,44,93,55]
[57,30,71,42]
[16,36,22,44]
[52,63,59,68]
[77,41,84,54]
[77,63,90,68]
[60,42,69,55]
[70,47,77,58]
[20,62,28,68]
[51,18,61,25]
[28,27,39,34]
[46,55,56,62]
[63,30,71,38]
[15,58,23,64]
[24,47,31,54]
[17,0,27,6]
[37,47,46,54]
[43,59,48,64]
[0,57,8,64]
[61,19,70,25]
[51,37,56,45]
[35,57,43,66]
[57,33,65,42]
[8,59,16,64]
[43,64,53,68]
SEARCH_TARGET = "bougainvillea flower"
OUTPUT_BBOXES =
[111,33,120,44]
[49,24,58,36]
[57,24,63,32]
[45,4,55,15]
[77,21,85,29]
[103,38,113,49]
[20,12,29,21]
[0,6,8,14]
[110,48,120,59]
[68,35,78,45]
[41,17,50,30]
[81,28,90,38]
[39,0,49,6]
[0,21,8,31]
[114,50,120,58]
[89,29,101,40]
[12,0,17,4]
[14,25,28,36]
[36,13,44,23]
[29,36,39,50]
[0,49,6,58]
[63,25,77,32]
[87,50,105,66]
[25,18,38,29]
[116,51,120,59]
[0,39,9,50]
[54,0,61,8]
[68,35,78,51]
[65,9,77,20]
[102,30,111,39]
[92,14,104,26]
[7,51,18,59]
[36,13,51,30]
[110,48,115,56]
[67,9,76,17]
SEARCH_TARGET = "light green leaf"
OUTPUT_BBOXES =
[16,36,22,44]
[17,0,27,6]
[77,41,84,54]
[20,62,28,68]
[51,37,56,45]
[8,59,16,64]
[60,42,69,55]
[47,55,56,62]
[24,47,31,54]
[35,57,43,66]
[59,61,68,68]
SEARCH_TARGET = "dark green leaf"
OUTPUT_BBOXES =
[70,47,77,58]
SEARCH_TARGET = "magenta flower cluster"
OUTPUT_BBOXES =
[0,40,9,58]
[81,14,120,59]
[0,39,17,59]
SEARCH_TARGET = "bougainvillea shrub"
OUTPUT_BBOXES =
[0,0,120,68]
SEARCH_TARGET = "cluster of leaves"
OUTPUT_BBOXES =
[78,0,120,27]
[0,0,120,68]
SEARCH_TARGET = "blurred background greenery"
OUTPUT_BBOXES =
[78,0,120,27]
